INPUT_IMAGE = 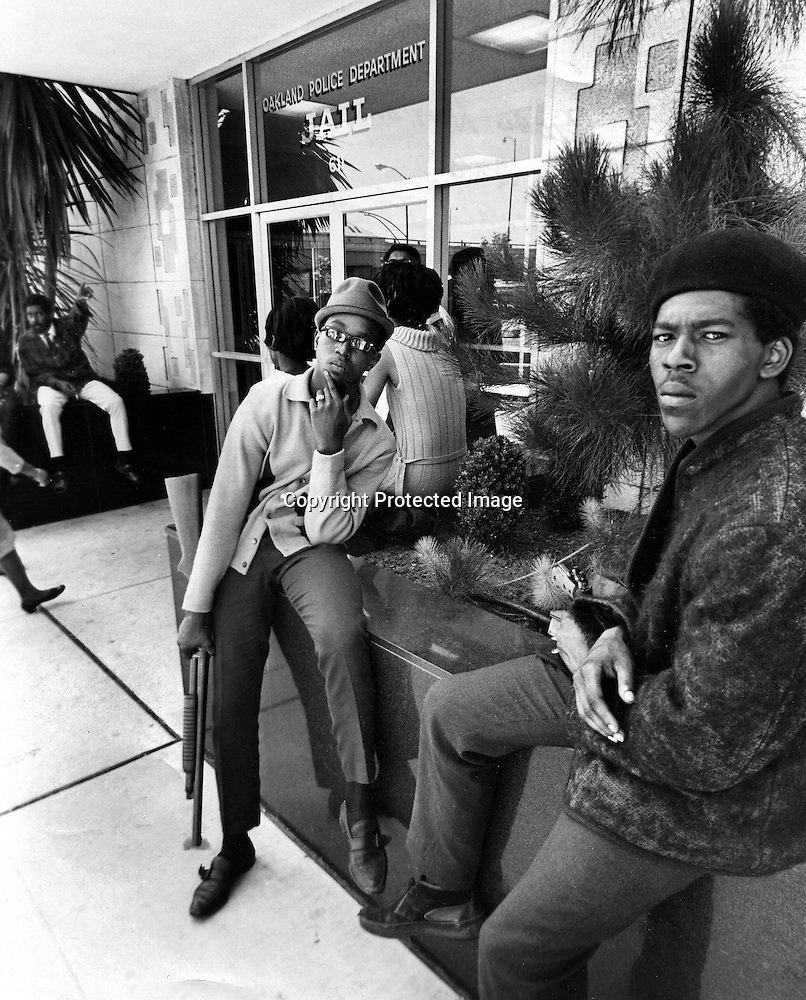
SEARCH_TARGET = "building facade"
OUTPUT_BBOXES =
[76,0,693,437]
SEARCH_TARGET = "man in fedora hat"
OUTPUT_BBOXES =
[178,277,395,917]
[360,228,806,999]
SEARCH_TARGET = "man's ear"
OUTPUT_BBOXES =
[313,330,321,350]
[760,337,794,380]
[363,351,381,374]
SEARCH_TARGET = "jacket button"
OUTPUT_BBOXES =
[242,561,248,568]
[252,537,258,544]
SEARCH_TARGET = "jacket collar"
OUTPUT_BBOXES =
[281,365,384,428]
[678,392,802,477]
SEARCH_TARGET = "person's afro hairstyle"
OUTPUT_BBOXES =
[374,261,443,328]
[264,296,317,365]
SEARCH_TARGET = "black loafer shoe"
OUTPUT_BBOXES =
[189,849,255,918]
[339,801,388,895]
[114,460,142,484]
[359,877,484,940]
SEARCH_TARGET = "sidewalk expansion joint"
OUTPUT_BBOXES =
[0,739,180,818]
[41,607,180,740]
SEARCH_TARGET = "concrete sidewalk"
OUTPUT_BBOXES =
[0,499,462,1000]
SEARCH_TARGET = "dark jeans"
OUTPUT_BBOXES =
[478,812,704,1000]
[407,653,573,890]
[211,537,376,835]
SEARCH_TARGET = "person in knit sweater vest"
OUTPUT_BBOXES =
[365,261,466,512]
[359,229,806,1000]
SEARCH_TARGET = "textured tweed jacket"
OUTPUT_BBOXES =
[567,393,806,874]
[18,301,96,390]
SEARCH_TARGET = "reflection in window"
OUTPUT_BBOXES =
[255,0,430,202]
[344,203,427,280]
[220,217,259,354]
[268,219,331,310]
[202,68,250,210]
[447,175,538,350]
[449,0,550,171]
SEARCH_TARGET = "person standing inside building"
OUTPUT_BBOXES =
[178,278,396,918]
[380,243,421,266]
[364,261,466,505]
[360,229,806,1000]
[19,284,142,494]
[0,431,65,613]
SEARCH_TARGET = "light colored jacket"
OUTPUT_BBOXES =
[183,368,394,613]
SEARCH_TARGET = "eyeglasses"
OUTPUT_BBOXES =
[319,326,379,354]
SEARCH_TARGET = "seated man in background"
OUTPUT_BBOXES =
[19,284,141,494]
[265,296,317,376]
[178,277,396,918]
[364,261,466,536]
[360,228,806,1000]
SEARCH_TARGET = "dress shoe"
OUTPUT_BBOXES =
[339,800,387,895]
[189,848,255,918]
[359,877,484,940]
[114,459,142,484]
[50,469,68,494]
[21,584,66,614]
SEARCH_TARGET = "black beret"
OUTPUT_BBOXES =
[649,229,806,325]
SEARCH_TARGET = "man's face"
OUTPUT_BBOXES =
[650,290,784,444]
[314,313,380,391]
[26,304,52,333]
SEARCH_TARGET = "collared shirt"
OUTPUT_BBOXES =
[182,367,395,613]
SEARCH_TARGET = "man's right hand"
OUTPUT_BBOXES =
[178,611,215,659]
[573,626,635,743]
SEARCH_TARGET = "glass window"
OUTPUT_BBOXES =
[210,217,260,354]
[267,218,332,309]
[201,68,250,211]
[447,175,539,353]
[255,0,430,202]
[344,201,428,279]
[449,0,550,171]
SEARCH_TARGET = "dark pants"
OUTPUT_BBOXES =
[407,655,573,890]
[404,655,706,998]
[478,812,704,999]
[211,537,376,835]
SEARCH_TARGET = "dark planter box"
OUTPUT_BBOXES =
[3,390,217,529]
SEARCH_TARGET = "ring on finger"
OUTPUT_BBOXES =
[316,391,325,402]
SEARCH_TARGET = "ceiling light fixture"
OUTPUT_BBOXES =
[466,12,550,56]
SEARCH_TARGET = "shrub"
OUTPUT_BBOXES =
[453,435,526,550]
[113,348,150,396]
[414,535,495,599]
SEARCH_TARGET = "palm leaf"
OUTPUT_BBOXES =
[0,73,142,361]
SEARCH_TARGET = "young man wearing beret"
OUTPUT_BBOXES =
[360,228,806,999]
[178,278,396,917]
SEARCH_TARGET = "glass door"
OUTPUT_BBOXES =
[259,190,428,340]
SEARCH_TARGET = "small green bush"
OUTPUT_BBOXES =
[453,435,526,550]
[113,348,150,396]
